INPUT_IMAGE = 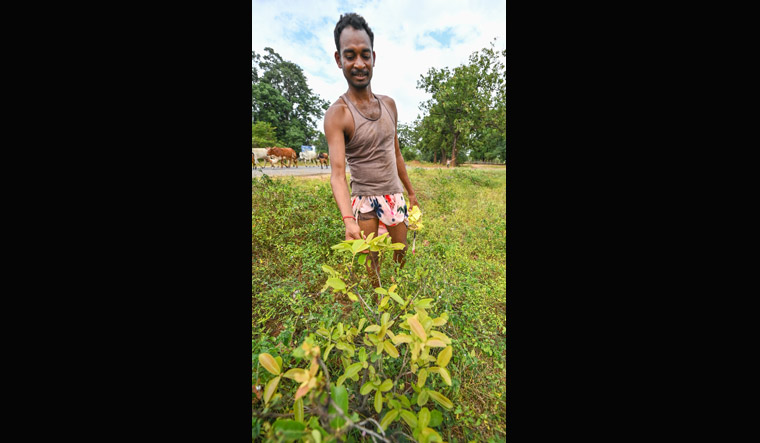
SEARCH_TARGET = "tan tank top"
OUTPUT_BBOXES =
[341,93,403,196]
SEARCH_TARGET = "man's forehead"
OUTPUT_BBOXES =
[339,26,372,50]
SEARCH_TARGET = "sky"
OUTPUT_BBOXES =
[252,0,506,132]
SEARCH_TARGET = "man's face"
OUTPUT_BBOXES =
[335,26,375,89]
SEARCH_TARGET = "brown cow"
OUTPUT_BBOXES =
[266,147,298,168]
[317,152,329,169]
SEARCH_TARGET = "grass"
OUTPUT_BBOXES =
[253,168,506,442]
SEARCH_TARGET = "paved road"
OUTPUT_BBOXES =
[252,164,343,178]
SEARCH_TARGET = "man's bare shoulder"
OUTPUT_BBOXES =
[325,98,351,125]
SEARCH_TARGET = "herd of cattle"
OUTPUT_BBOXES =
[252,147,329,169]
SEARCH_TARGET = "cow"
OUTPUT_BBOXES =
[299,150,318,166]
[267,147,298,168]
[252,148,269,169]
[317,152,329,169]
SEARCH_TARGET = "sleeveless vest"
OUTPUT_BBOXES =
[341,93,403,196]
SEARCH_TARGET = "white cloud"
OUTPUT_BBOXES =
[252,0,506,131]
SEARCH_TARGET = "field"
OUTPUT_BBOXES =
[253,168,506,442]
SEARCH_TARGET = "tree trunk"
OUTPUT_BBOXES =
[433,151,437,163]
[451,132,459,167]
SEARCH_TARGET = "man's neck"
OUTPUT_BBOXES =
[346,86,374,104]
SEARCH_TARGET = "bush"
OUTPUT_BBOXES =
[253,234,455,442]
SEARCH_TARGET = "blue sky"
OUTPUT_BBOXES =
[252,0,506,129]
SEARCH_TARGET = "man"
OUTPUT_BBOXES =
[324,13,419,283]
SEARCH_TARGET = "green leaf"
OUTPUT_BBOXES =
[436,346,453,368]
[360,382,375,395]
[438,367,452,386]
[427,390,454,409]
[329,385,349,430]
[415,298,434,308]
[374,389,383,413]
[264,375,281,405]
[351,239,368,255]
[400,409,417,428]
[374,287,388,295]
[429,409,443,427]
[381,312,390,325]
[344,362,363,379]
[358,347,367,363]
[294,397,304,423]
[358,253,367,266]
[379,378,393,392]
[326,277,346,291]
[418,407,430,429]
[346,292,358,302]
[417,368,428,387]
[389,292,404,305]
[417,388,429,406]
[357,318,366,332]
[321,265,336,275]
[364,325,381,333]
[383,340,399,358]
[271,419,306,441]
[379,409,399,431]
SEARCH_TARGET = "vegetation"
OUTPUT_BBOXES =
[253,169,506,442]
[414,41,506,166]
[252,48,330,151]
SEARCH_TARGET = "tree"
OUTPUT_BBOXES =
[252,48,330,151]
[416,41,506,166]
[313,131,328,154]
[252,121,281,149]
[397,122,420,161]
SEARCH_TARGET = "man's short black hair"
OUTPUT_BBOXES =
[334,12,374,52]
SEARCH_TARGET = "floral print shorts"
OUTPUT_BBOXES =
[351,193,408,235]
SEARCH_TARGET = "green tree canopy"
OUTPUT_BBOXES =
[416,40,506,166]
[252,48,329,152]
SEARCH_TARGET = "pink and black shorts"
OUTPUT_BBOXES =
[351,193,408,235]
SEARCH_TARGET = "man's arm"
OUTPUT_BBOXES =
[325,103,363,240]
[384,97,420,210]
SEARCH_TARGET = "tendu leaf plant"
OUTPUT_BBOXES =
[253,232,456,442]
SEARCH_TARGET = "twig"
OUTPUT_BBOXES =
[390,273,429,324]
[327,397,389,442]
[393,347,410,389]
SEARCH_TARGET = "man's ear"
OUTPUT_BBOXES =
[335,51,342,68]
[372,51,376,66]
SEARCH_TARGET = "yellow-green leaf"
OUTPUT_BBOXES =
[360,382,375,395]
[430,331,452,344]
[427,390,453,409]
[426,339,447,348]
[438,367,452,386]
[294,397,304,423]
[389,292,404,305]
[408,315,427,341]
[417,368,428,387]
[282,368,309,383]
[432,313,449,326]
[437,346,453,368]
[344,362,363,379]
[326,277,346,291]
[258,353,280,375]
[391,333,412,345]
[418,407,430,429]
[400,409,417,428]
[417,389,429,406]
[364,324,381,333]
[379,409,399,431]
[379,379,393,392]
[347,292,358,302]
[263,376,280,404]
[374,389,383,413]
[383,340,400,358]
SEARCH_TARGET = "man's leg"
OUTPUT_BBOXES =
[357,215,381,288]
[385,222,409,269]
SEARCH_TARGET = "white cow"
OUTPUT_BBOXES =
[252,148,269,169]
[299,150,318,166]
